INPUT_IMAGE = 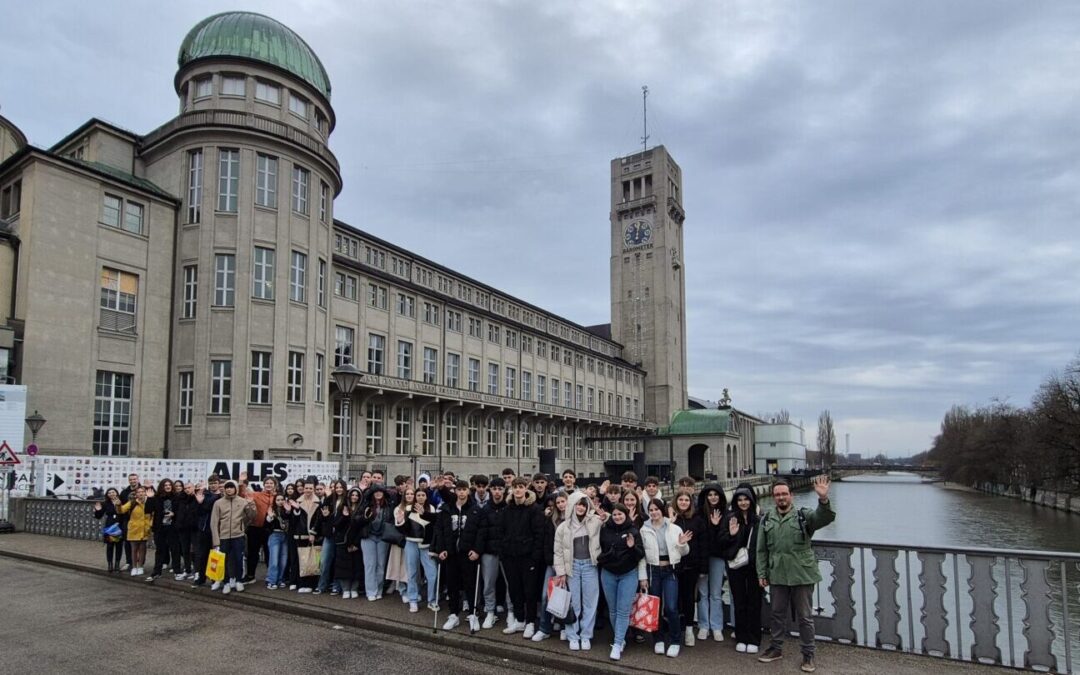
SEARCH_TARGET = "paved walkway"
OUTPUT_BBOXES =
[0,533,1008,674]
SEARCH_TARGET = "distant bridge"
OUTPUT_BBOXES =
[830,464,940,474]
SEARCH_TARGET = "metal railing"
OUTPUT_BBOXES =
[810,540,1079,673]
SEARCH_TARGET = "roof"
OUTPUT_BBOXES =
[49,118,139,155]
[0,145,177,204]
[585,323,612,341]
[178,12,331,100]
[658,408,735,436]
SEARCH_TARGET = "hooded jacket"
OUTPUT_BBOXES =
[358,485,394,540]
[597,514,646,579]
[722,486,760,566]
[640,515,690,567]
[119,497,152,541]
[210,485,256,546]
[553,491,603,576]
[498,489,544,560]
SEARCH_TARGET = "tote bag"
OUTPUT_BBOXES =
[205,549,226,582]
[629,592,660,632]
[298,546,322,577]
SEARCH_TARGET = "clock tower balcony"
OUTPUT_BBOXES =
[614,194,657,219]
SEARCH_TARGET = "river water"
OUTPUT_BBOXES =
[791,473,1080,553]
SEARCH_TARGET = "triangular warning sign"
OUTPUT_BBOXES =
[0,441,20,465]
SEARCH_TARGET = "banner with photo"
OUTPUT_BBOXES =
[17,456,339,498]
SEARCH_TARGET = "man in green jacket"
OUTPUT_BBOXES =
[756,475,834,673]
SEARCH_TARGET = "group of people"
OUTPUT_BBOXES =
[93,467,834,672]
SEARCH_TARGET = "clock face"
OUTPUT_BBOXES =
[624,220,652,247]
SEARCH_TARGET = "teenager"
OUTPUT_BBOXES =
[191,475,222,588]
[501,477,545,638]
[210,479,256,594]
[698,482,730,642]
[641,498,692,658]
[533,492,568,642]
[405,487,438,611]
[118,472,140,570]
[264,492,291,589]
[473,476,509,628]
[433,480,481,630]
[598,504,646,660]
[671,488,706,647]
[621,490,644,528]
[175,481,199,580]
[119,485,151,576]
[315,480,347,595]
[145,478,176,581]
[292,480,321,592]
[553,490,603,651]
[92,488,124,571]
[723,485,762,653]
[386,489,411,600]
[241,476,277,584]
[334,488,365,598]
[359,484,394,601]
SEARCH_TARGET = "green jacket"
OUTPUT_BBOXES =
[756,499,835,586]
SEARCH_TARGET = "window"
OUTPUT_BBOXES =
[576,385,584,410]
[521,335,532,354]
[102,195,121,227]
[522,371,532,401]
[99,268,137,333]
[423,347,437,384]
[537,340,547,358]
[319,181,329,222]
[210,360,232,414]
[468,358,480,392]
[315,353,325,403]
[181,265,197,319]
[588,387,594,412]
[194,77,212,98]
[446,309,462,332]
[255,154,278,208]
[446,353,460,388]
[178,371,193,426]
[249,351,272,404]
[505,366,516,398]
[397,340,413,379]
[421,408,437,455]
[367,333,385,374]
[503,418,515,457]
[332,398,350,454]
[468,317,482,338]
[397,293,415,318]
[564,382,572,408]
[537,375,546,404]
[221,75,245,96]
[123,201,144,234]
[217,149,239,212]
[252,247,275,300]
[485,418,498,458]
[551,379,560,407]
[488,323,500,343]
[255,81,280,104]
[334,326,353,366]
[187,150,203,223]
[334,272,358,301]
[317,259,326,307]
[289,250,307,302]
[466,415,479,457]
[291,166,309,214]
[287,351,304,403]
[214,254,235,306]
[505,330,518,350]
[288,92,308,118]
[521,421,532,458]
[423,302,440,325]
[365,403,384,454]
[445,412,460,457]
[395,408,412,455]
[93,371,132,456]
[368,283,388,309]
[487,363,499,395]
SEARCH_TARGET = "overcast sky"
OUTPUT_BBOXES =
[3,1,1079,456]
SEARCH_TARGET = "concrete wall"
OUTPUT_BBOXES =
[975,481,1080,515]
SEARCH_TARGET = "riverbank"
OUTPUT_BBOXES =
[972,481,1080,515]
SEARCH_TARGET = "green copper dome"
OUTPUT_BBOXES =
[178,12,331,99]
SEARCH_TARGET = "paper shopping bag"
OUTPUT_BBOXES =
[205,549,226,582]
[629,593,660,632]
[547,584,572,619]
[298,546,321,577]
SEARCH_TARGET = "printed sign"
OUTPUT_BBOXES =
[0,385,27,459]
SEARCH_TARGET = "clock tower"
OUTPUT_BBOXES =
[610,145,688,426]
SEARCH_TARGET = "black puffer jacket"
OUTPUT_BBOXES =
[697,483,730,558]
[597,517,645,575]
[674,512,707,572]
[721,485,760,564]
[433,498,481,556]
[175,493,199,532]
[475,497,507,556]
[500,491,544,560]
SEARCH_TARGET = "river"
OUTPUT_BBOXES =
[792,473,1080,553]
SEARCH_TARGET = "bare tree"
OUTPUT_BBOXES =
[817,410,837,468]
[774,409,791,424]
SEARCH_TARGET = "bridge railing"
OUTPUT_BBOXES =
[810,539,1078,672]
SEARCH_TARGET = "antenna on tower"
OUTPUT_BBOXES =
[641,85,649,153]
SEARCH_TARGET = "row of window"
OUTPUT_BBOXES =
[179,250,329,318]
[186,149,330,225]
[333,326,640,419]
[330,399,639,460]
[190,73,327,132]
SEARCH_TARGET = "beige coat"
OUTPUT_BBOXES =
[210,494,256,546]
[553,491,603,577]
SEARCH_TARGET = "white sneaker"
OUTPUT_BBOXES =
[666,644,680,658]
[468,614,480,632]
[655,641,666,655]
[502,620,524,634]
[211,581,222,591]
[531,631,550,642]
[713,629,725,642]
[235,582,245,592]
[409,602,419,613]
[609,643,622,660]
[482,613,497,629]
[402,594,410,604]
[298,587,312,594]
[522,623,536,639]
[289,584,297,591]
[736,642,747,653]
[581,639,591,651]
[685,627,695,647]
[222,584,231,595]
[559,629,567,641]
[130,568,138,576]
[569,639,580,651]
[174,573,186,581]
[747,644,759,654]
[698,627,709,641]
[428,602,440,612]
[442,614,460,630]
[121,563,130,571]
[367,595,377,602]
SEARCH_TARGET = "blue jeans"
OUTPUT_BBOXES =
[267,532,288,585]
[601,567,639,648]
[404,541,427,603]
[361,536,389,598]
[317,539,340,592]
[536,565,556,634]
[566,558,599,641]
[697,556,727,631]
[222,537,245,583]
[649,564,680,646]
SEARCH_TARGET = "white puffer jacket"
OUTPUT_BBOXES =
[640,517,690,567]
[553,491,603,577]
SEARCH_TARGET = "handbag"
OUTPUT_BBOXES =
[545,576,576,624]
[380,524,405,546]
[205,549,226,582]
[629,592,660,632]
[102,523,122,542]
[298,545,322,577]
[728,526,753,570]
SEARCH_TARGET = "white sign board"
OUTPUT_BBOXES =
[0,385,27,456]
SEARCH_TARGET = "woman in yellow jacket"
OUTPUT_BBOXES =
[119,485,152,576]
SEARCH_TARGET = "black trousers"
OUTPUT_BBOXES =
[176,529,194,573]
[105,541,123,569]
[441,554,477,614]
[151,527,172,575]
[193,530,213,582]
[286,536,300,585]
[676,565,700,629]
[245,525,267,579]
[730,565,763,646]
[503,555,539,624]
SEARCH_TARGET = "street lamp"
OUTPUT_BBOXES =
[24,411,46,497]
[332,364,365,480]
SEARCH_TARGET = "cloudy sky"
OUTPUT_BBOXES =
[3,1,1079,456]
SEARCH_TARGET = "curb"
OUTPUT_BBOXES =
[0,547,666,675]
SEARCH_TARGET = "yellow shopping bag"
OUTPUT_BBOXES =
[206,549,226,582]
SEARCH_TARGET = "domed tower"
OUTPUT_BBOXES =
[140,12,341,460]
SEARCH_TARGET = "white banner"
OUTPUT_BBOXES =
[0,385,27,458]
[16,456,340,498]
